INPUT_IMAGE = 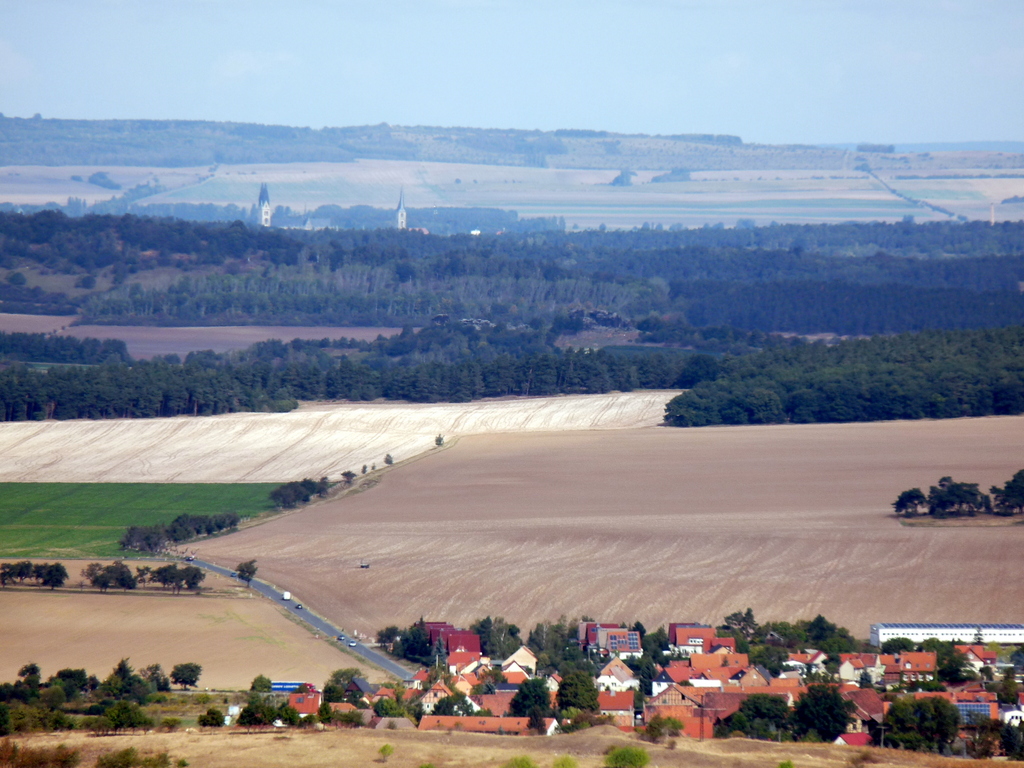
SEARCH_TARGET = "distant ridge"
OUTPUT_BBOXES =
[2,116,1023,172]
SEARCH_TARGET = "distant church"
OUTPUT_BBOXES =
[396,189,407,230]
[258,183,272,227]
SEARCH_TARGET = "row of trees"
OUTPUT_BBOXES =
[81,562,205,594]
[269,478,330,509]
[0,346,684,421]
[0,659,203,737]
[0,561,68,589]
[120,512,241,552]
[894,470,1024,517]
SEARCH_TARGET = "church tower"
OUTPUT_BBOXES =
[258,183,272,227]
[396,189,407,230]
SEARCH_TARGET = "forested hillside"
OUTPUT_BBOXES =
[664,327,1024,427]
[3,212,1024,334]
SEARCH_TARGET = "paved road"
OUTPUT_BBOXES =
[192,559,413,682]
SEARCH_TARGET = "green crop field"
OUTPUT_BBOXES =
[0,483,278,559]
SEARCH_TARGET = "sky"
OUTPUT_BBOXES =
[1,0,1022,145]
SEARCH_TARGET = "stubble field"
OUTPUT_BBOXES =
[196,415,1024,639]
[0,573,384,688]
[0,392,674,483]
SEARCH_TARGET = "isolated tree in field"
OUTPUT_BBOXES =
[893,487,926,516]
[341,470,357,485]
[384,453,394,465]
[435,434,444,446]
[236,560,258,585]
[170,663,202,690]
[378,743,394,763]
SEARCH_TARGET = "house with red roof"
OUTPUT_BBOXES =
[287,683,322,716]
[420,681,454,714]
[954,645,998,674]
[597,657,640,692]
[598,690,635,727]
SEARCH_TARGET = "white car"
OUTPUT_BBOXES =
[348,641,357,647]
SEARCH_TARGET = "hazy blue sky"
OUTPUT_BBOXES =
[1,0,1022,145]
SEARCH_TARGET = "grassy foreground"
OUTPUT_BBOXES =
[7,726,979,768]
[0,483,277,558]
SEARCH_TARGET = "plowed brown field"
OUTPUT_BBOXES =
[198,415,1024,639]
[0,392,673,483]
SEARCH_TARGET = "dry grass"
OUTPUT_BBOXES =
[0,392,673,483]
[0,565,386,688]
[196,415,1024,638]
[5,727,985,768]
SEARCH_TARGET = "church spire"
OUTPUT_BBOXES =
[396,189,407,230]
[258,183,272,227]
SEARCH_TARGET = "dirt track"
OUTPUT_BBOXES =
[198,415,1024,639]
[0,392,675,482]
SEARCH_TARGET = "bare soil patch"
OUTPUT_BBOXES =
[197,415,1024,639]
[0,571,384,688]
[0,392,673,483]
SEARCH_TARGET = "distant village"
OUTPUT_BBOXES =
[268,620,1024,755]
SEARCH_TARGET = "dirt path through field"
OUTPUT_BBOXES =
[198,415,1024,638]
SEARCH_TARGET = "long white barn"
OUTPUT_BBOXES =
[870,623,1024,646]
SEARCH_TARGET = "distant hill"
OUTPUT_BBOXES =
[0,115,842,171]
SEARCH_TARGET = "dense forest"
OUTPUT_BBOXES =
[2,324,1024,427]
[664,327,1024,427]
[3,211,1024,334]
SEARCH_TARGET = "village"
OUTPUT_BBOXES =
[265,620,1024,756]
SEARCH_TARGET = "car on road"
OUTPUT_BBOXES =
[348,641,357,647]
[294,603,303,610]
[337,635,346,641]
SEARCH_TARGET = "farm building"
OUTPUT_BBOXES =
[870,623,1024,646]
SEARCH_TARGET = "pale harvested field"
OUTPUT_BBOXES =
[0,579,384,689]
[0,312,77,334]
[9,725,975,768]
[198,416,1024,639]
[59,324,404,359]
[0,392,673,483]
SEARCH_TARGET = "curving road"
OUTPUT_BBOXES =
[192,559,413,682]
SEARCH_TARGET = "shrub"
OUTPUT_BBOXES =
[553,757,579,768]
[501,758,538,768]
[161,717,181,732]
[605,746,650,768]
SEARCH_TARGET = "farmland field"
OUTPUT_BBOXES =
[0,314,405,358]
[0,483,276,557]
[196,414,1024,639]
[57,324,405,359]
[0,392,674,484]
[0,582,387,688]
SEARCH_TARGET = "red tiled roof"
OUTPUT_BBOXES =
[598,691,634,712]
